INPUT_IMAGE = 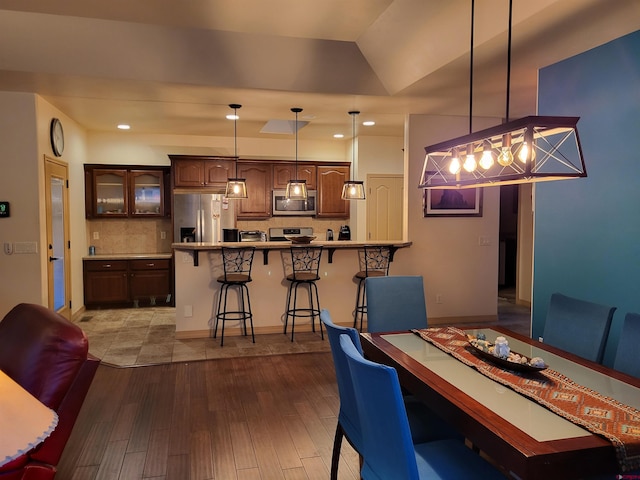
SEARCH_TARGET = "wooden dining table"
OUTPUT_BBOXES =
[360,326,640,480]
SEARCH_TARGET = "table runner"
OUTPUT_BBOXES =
[412,326,640,472]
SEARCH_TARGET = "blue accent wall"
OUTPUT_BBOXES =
[533,30,640,366]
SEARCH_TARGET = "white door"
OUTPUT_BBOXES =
[366,174,403,241]
[45,156,71,319]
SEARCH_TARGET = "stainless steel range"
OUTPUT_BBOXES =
[268,227,313,241]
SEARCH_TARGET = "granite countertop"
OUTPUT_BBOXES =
[83,252,173,260]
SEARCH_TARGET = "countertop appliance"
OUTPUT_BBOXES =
[272,189,317,216]
[173,193,235,243]
[268,227,313,241]
[239,230,266,242]
[338,225,351,240]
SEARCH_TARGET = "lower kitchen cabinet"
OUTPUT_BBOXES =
[83,257,173,309]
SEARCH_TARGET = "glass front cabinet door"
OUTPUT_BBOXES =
[130,170,164,216]
[93,169,128,217]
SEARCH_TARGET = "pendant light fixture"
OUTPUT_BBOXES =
[341,110,366,200]
[419,0,586,190]
[285,107,308,200]
[225,104,248,199]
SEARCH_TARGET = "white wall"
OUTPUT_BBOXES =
[394,113,502,321]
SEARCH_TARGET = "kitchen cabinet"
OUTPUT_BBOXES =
[83,260,129,306]
[237,161,272,219]
[83,257,173,309]
[272,163,317,189]
[85,165,169,218]
[317,165,350,218]
[170,155,236,189]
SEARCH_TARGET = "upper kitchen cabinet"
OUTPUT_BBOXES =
[237,161,272,219]
[317,165,350,218]
[170,155,235,189]
[85,165,170,218]
[273,163,317,190]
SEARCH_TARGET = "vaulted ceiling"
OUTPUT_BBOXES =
[0,0,638,140]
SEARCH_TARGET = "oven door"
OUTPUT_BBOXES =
[272,190,316,216]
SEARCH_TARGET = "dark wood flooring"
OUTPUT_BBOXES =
[58,352,360,480]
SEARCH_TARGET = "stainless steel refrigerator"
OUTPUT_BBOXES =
[173,193,235,243]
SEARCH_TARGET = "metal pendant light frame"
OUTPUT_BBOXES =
[225,103,248,199]
[285,107,308,200]
[341,110,366,200]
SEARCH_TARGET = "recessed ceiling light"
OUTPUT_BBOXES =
[117,124,130,130]
[334,133,344,138]
[362,121,375,126]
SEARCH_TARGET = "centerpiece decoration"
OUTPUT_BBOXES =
[467,333,547,371]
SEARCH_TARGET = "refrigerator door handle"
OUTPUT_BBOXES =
[196,209,202,242]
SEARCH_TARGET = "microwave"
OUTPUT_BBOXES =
[272,189,317,216]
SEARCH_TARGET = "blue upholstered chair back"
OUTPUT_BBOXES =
[339,334,419,479]
[320,309,364,451]
[365,275,427,333]
[542,293,616,363]
[613,312,640,378]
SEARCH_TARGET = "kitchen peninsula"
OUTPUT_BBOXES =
[172,240,411,338]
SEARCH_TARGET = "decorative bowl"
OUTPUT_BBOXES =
[285,235,316,244]
[467,335,548,372]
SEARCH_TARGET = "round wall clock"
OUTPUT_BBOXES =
[50,118,64,157]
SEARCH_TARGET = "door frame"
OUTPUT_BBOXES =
[44,156,71,319]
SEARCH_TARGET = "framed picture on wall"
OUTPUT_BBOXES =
[423,187,483,217]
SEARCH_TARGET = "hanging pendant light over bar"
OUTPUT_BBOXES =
[285,107,308,200]
[341,110,366,200]
[225,104,248,199]
[419,0,586,190]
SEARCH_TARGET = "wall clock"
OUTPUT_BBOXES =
[50,118,64,157]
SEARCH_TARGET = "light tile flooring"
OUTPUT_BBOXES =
[75,307,330,368]
[76,292,530,368]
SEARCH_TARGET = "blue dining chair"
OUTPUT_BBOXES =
[320,309,461,480]
[365,275,427,333]
[542,293,616,363]
[338,334,505,480]
[613,312,640,378]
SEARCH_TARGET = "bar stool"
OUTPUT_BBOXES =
[353,245,391,332]
[284,245,324,342]
[214,246,255,346]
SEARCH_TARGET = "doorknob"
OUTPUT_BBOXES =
[49,256,60,262]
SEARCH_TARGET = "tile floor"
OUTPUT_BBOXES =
[76,294,531,368]
[75,307,330,368]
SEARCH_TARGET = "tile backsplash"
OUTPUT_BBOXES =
[237,217,347,240]
[87,219,172,255]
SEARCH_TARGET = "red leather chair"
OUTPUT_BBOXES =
[0,304,100,480]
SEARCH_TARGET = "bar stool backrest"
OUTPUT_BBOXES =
[220,247,255,282]
[358,245,391,277]
[289,246,323,281]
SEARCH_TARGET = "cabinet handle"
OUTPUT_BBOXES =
[146,263,155,267]
[103,264,111,268]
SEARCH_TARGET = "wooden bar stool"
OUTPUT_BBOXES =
[284,245,324,342]
[353,245,391,332]
[214,246,255,346]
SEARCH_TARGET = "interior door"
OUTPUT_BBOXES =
[45,156,71,319]
[366,174,403,241]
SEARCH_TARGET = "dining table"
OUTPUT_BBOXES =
[360,326,640,480]
[0,370,58,468]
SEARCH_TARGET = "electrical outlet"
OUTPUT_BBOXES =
[436,293,443,304]
[3,242,12,255]
[478,236,491,246]
[184,305,193,317]
[160,231,166,239]
[93,231,99,240]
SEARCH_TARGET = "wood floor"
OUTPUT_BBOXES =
[57,352,361,480]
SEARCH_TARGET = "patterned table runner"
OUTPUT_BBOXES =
[412,327,640,472]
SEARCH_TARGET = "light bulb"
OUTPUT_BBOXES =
[463,153,477,172]
[350,185,357,196]
[480,150,494,169]
[448,154,461,175]
[497,147,514,166]
[233,184,240,194]
[293,185,300,195]
[518,142,535,163]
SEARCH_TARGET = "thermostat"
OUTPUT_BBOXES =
[0,201,9,218]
